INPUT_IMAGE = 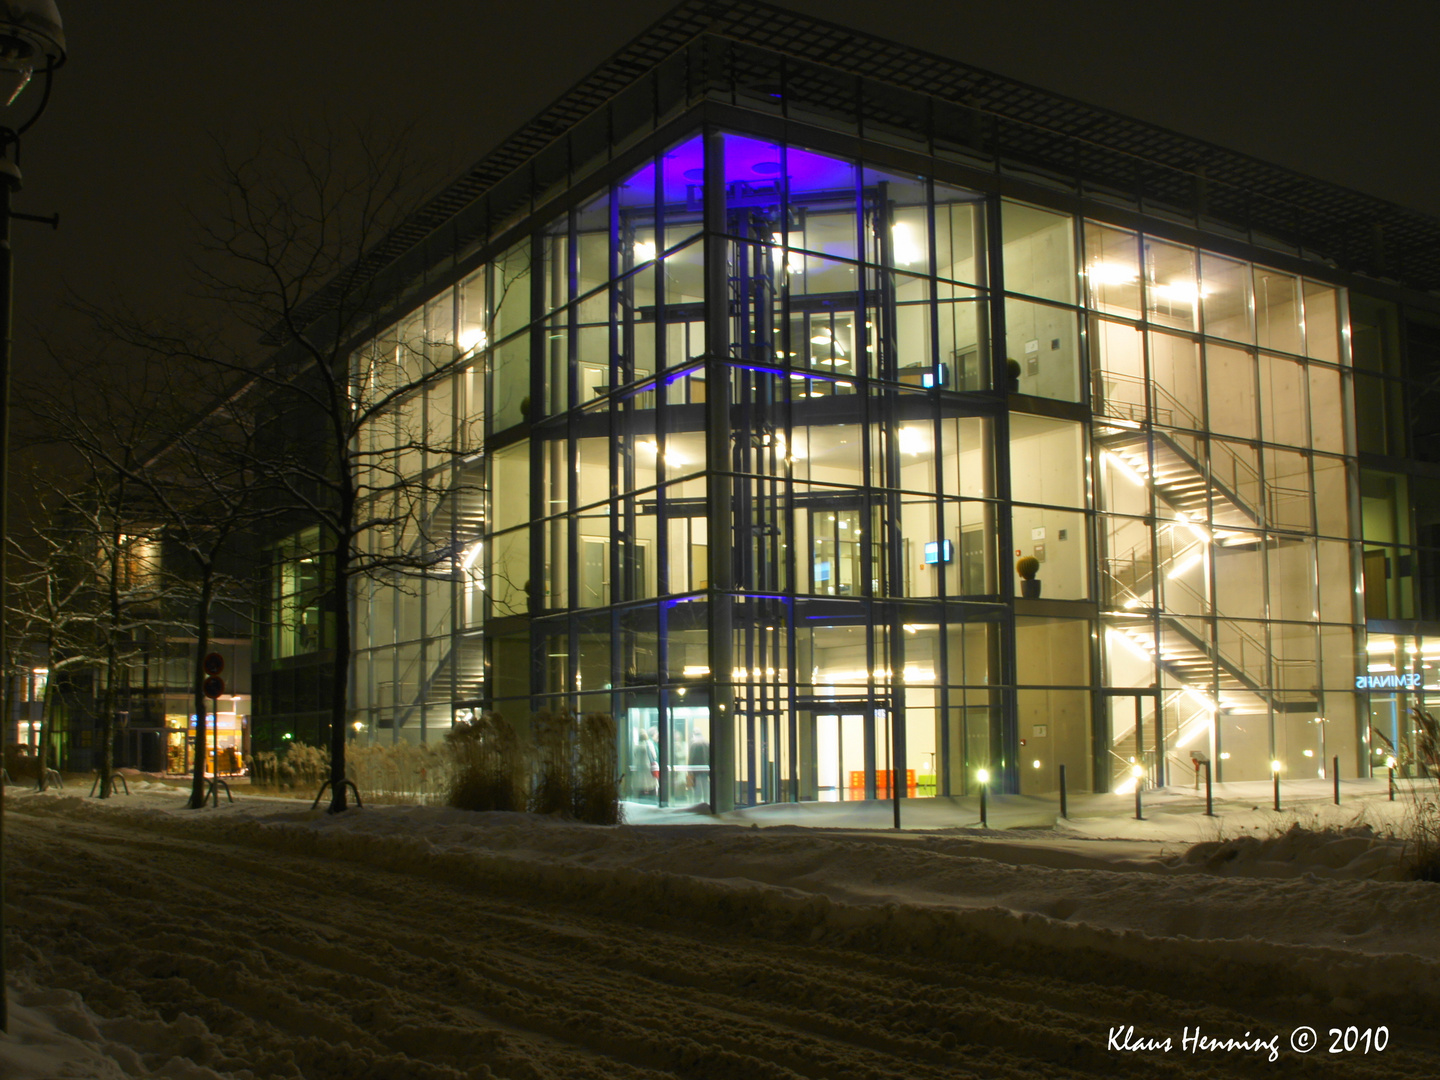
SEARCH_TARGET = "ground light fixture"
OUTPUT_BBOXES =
[976,767,990,827]
[0,0,66,1038]
[1271,759,1283,810]
[1132,763,1145,820]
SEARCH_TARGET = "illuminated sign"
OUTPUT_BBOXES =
[1355,673,1422,690]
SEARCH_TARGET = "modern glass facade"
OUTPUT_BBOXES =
[264,2,1440,810]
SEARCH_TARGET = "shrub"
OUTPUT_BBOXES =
[350,741,449,804]
[529,709,575,816]
[574,712,623,825]
[444,712,525,812]
[1400,787,1440,882]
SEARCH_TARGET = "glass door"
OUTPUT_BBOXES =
[802,711,868,801]
[1100,689,1163,790]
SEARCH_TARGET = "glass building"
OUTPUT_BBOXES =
[253,0,1440,810]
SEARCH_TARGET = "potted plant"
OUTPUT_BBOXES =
[1016,555,1041,598]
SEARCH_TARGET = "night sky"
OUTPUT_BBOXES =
[13,0,1440,381]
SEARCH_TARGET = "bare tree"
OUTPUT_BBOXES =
[75,126,479,812]
[6,491,122,792]
[20,343,274,808]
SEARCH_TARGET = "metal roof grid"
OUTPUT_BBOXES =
[280,0,1440,344]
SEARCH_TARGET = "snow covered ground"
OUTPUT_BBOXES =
[4,777,1440,1078]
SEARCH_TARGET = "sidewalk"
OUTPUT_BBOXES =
[623,775,1437,842]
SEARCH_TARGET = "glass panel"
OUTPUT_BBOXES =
[1209,437,1263,528]
[1213,533,1265,620]
[1098,446,1151,519]
[891,270,935,382]
[1269,537,1317,624]
[1317,539,1357,623]
[1012,507,1088,599]
[1254,266,1302,355]
[1002,200,1075,304]
[1083,222,1140,318]
[458,266,488,355]
[1099,515,1154,606]
[1302,281,1341,363]
[1009,413,1085,507]
[1205,343,1258,440]
[1143,237,1198,332]
[1090,318,1145,424]
[939,415,993,500]
[1264,446,1311,531]
[1149,331,1203,431]
[491,331,531,430]
[1159,521,1210,616]
[491,443,530,533]
[864,165,928,272]
[1259,353,1308,447]
[1200,252,1252,343]
[576,432,610,509]
[792,424,863,489]
[1004,299,1080,401]
[544,514,568,610]
[936,292,987,390]
[1312,454,1351,538]
[1307,363,1345,454]
[493,239,533,342]
[490,527,530,618]
[934,186,986,287]
[1350,294,1399,375]
[660,133,704,249]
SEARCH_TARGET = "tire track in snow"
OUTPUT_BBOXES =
[5,802,1437,1079]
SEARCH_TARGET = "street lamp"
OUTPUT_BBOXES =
[0,0,66,1037]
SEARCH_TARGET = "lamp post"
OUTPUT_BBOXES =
[0,0,67,1036]
[977,767,989,828]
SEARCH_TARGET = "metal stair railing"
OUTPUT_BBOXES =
[384,639,487,735]
[1096,371,1275,529]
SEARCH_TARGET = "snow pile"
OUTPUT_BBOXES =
[3,979,236,1080]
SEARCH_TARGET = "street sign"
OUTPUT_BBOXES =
[203,653,225,676]
[203,675,225,700]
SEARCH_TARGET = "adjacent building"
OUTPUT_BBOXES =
[252,0,1440,810]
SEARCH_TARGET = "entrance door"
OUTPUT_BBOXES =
[801,711,868,801]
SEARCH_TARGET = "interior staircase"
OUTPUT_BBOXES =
[1094,372,1319,782]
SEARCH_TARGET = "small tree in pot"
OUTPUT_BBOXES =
[1017,555,1042,598]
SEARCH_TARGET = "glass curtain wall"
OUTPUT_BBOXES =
[520,130,1002,808]
[337,121,1368,808]
[1076,215,1362,787]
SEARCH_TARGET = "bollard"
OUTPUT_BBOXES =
[1203,760,1213,816]
[1389,767,1395,801]
[1272,761,1281,811]
[1333,755,1340,805]
[979,782,988,828]
[1059,763,1068,820]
